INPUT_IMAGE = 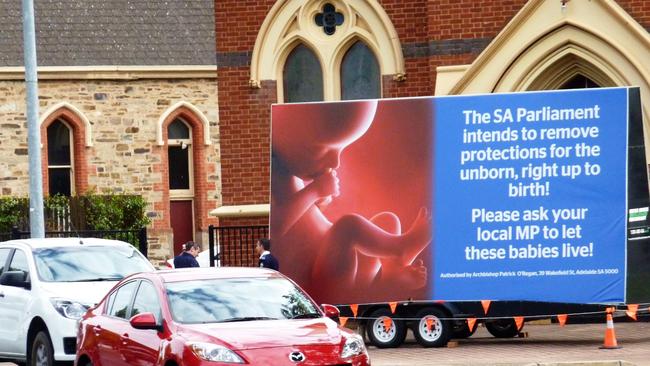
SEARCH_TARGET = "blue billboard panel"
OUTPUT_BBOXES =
[433,88,629,303]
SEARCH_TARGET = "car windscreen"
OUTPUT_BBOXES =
[33,245,153,282]
[166,277,321,324]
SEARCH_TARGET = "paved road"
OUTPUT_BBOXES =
[368,321,650,366]
[2,321,649,366]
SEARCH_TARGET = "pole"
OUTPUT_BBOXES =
[22,0,45,238]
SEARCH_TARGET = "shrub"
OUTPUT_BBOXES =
[82,192,150,231]
[0,193,150,233]
[0,197,28,233]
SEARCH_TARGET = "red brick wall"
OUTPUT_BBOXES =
[617,0,650,27]
[216,69,275,208]
[219,217,269,227]
[214,0,650,226]
[425,0,525,40]
[381,0,429,44]
[216,1,277,218]
[215,0,276,52]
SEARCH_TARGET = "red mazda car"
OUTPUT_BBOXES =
[75,267,370,366]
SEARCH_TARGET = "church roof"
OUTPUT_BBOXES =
[0,0,216,67]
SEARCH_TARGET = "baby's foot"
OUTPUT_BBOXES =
[379,259,427,290]
[402,207,432,264]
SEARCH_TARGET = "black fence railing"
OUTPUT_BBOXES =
[1,227,148,258]
[208,225,269,267]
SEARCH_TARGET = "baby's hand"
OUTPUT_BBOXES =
[311,169,340,199]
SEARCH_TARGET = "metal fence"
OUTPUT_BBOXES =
[208,225,269,267]
[0,227,148,258]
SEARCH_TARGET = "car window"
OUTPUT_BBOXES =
[8,249,30,281]
[166,277,319,324]
[0,248,10,275]
[131,281,162,322]
[108,281,139,320]
[32,245,153,282]
[104,291,117,316]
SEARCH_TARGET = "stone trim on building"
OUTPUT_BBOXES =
[0,66,218,81]
[157,102,213,146]
[39,102,93,147]
[441,0,650,159]
[249,0,405,100]
[39,106,90,196]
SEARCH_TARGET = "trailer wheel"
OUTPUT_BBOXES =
[485,318,521,338]
[452,319,477,339]
[366,309,407,348]
[412,307,450,347]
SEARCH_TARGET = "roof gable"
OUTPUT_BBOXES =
[448,0,650,94]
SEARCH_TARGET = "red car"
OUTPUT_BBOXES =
[75,267,370,366]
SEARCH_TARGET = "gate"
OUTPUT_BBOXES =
[208,225,269,267]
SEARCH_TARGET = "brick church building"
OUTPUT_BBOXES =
[2,0,650,264]
[213,0,650,232]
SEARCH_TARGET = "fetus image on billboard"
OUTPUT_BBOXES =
[271,100,434,304]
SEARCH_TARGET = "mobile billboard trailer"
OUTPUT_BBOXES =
[270,87,650,348]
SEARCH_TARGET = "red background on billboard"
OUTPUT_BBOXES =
[271,99,434,304]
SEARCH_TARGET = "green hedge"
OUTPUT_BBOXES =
[82,192,150,231]
[0,193,150,233]
[0,197,27,233]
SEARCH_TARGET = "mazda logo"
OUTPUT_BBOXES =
[289,351,306,363]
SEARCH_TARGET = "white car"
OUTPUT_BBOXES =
[0,237,155,366]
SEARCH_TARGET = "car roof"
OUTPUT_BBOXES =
[0,237,134,250]
[145,267,284,283]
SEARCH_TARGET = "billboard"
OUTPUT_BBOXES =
[270,88,646,305]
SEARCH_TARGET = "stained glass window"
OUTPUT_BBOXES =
[283,44,324,103]
[314,3,344,35]
[341,41,380,100]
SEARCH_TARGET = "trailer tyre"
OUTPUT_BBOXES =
[452,320,477,339]
[485,318,521,338]
[366,309,407,348]
[412,307,450,347]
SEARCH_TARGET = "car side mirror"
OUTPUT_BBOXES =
[321,304,340,320]
[129,312,162,331]
[0,271,31,290]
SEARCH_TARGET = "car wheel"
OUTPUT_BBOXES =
[412,307,450,347]
[485,318,521,338]
[452,319,477,339]
[365,308,407,348]
[29,331,54,366]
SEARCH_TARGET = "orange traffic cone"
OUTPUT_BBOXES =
[599,312,621,349]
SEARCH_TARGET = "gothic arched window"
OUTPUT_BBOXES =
[283,44,324,103]
[341,41,381,100]
[47,120,73,196]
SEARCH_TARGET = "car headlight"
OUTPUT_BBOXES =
[188,342,244,363]
[50,298,90,320]
[341,333,366,359]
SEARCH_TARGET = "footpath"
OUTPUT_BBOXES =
[1,320,648,366]
[368,321,650,366]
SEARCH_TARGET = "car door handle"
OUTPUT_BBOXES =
[121,333,129,345]
[92,325,101,336]
[0,292,4,298]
